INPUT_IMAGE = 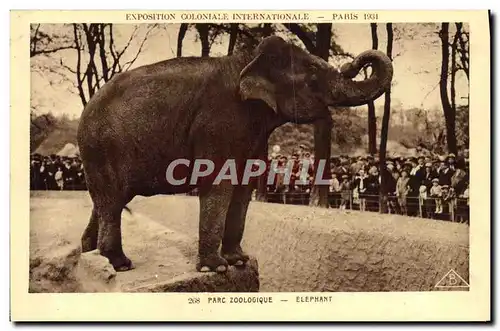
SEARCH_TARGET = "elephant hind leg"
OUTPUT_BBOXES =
[81,208,98,252]
[95,202,134,272]
[83,158,135,271]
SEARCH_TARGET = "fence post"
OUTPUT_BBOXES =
[418,197,423,218]
[450,200,455,222]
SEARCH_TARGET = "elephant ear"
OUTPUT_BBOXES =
[239,53,278,114]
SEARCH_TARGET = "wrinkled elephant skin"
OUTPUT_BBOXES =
[77,36,394,272]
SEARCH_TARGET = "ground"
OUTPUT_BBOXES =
[30,191,470,292]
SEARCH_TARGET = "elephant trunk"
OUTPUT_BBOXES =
[332,50,394,107]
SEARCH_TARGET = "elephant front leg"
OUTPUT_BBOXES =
[221,185,252,267]
[197,183,234,273]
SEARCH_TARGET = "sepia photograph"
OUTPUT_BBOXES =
[10,10,490,322]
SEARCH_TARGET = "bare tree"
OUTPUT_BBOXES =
[455,23,469,80]
[30,24,74,57]
[378,23,394,214]
[176,23,189,57]
[439,23,458,155]
[196,24,211,57]
[176,24,217,58]
[367,23,378,155]
[227,23,239,55]
[61,23,156,107]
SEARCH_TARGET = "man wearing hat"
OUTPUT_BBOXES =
[297,144,306,158]
[438,157,453,187]
[463,148,469,164]
[409,156,426,194]
[422,162,436,189]
[339,174,351,210]
[447,153,456,171]
[335,158,350,180]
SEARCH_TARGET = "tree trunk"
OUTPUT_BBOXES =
[368,23,378,155]
[227,23,238,55]
[451,26,460,126]
[439,23,458,155]
[309,23,333,208]
[176,23,188,57]
[262,23,273,37]
[196,24,210,57]
[378,23,393,214]
[455,23,469,80]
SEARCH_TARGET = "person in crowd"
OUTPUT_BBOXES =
[45,158,58,190]
[385,161,398,213]
[436,156,446,173]
[409,156,426,194]
[457,182,470,223]
[418,184,429,217]
[335,158,350,181]
[438,158,453,187]
[441,184,456,219]
[429,178,443,214]
[339,174,351,210]
[463,149,469,164]
[396,170,410,215]
[447,153,456,171]
[420,163,436,216]
[55,166,64,191]
[289,153,301,192]
[353,168,368,212]
[62,160,75,190]
[297,144,306,158]
[395,157,404,173]
[406,156,425,216]
[30,155,44,190]
[329,173,341,208]
[365,166,380,212]
[451,159,468,197]
[275,155,289,194]
[366,155,375,169]
[460,183,470,206]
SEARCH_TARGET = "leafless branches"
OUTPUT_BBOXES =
[66,23,157,106]
[30,24,75,57]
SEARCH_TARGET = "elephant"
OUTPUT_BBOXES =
[77,35,393,273]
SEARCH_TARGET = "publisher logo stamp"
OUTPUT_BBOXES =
[435,269,470,289]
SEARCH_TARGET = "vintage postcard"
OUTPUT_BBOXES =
[11,10,490,322]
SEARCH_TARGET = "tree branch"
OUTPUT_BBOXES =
[72,24,87,106]
[123,24,157,71]
[284,23,316,53]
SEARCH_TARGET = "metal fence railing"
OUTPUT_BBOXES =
[263,191,469,224]
[31,182,469,224]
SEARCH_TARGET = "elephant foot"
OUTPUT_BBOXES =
[196,254,228,273]
[81,236,97,253]
[105,252,135,272]
[222,247,249,268]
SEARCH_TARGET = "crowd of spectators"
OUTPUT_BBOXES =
[30,144,470,223]
[264,144,470,223]
[30,153,87,191]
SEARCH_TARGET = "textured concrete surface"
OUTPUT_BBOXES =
[128,195,469,292]
[30,191,469,292]
[29,192,259,293]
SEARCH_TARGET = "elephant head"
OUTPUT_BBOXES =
[239,36,393,123]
